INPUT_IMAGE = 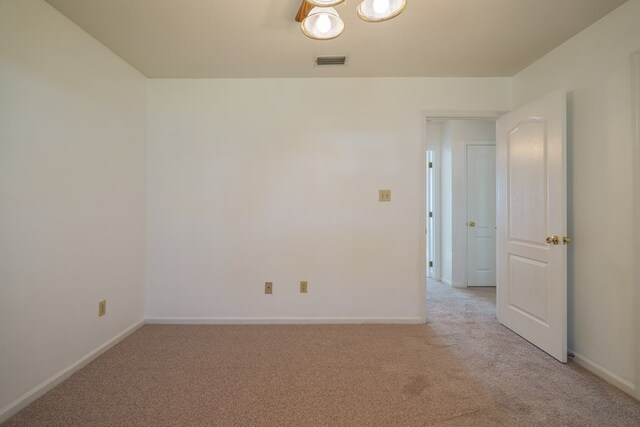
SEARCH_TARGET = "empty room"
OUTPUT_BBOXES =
[2,0,640,425]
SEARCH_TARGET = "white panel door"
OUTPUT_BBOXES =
[496,91,567,363]
[467,145,496,286]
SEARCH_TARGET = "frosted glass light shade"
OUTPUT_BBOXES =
[357,0,407,22]
[306,0,346,6]
[301,7,344,40]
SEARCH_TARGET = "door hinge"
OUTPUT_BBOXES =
[429,211,433,218]
[428,162,433,168]
[429,261,433,268]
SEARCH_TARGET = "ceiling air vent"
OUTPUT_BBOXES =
[315,55,348,66]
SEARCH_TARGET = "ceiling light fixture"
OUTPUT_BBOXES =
[357,0,407,22]
[306,0,346,6]
[301,7,345,40]
[297,0,407,40]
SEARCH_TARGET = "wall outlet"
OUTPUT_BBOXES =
[265,282,273,294]
[98,300,106,317]
[300,281,308,293]
[379,189,391,202]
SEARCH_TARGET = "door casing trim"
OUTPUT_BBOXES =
[631,50,640,400]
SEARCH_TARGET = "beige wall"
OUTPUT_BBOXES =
[146,78,511,323]
[0,0,147,418]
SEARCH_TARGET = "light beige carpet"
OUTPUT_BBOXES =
[4,281,640,426]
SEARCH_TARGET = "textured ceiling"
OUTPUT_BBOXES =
[45,0,627,78]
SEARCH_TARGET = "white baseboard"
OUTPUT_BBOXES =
[569,349,636,397]
[440,278,466,288]
[146,317,424,325]
[0,320,145,423]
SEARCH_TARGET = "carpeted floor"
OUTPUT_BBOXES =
[4,281,640,426]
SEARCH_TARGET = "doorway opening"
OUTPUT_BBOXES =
[425,117,497,292]
[423,93,568,364]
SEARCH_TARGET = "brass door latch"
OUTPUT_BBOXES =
[546,235,571,245]
[546,235,560,245]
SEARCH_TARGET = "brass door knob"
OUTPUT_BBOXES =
[468,221,476,227]
[546,235,560,245]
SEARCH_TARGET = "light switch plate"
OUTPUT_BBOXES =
[379,189,391,202]
[300,281,308,293]
[98,300,106,317]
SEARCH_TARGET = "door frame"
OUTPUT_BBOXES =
[632,50,640,400]
[421,111,503,294]
[425,147,439,279]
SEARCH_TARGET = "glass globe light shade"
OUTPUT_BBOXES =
[306,0,346,6]
[301,7,345,40]
[357,0,407,22]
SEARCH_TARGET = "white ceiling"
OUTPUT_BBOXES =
[45,0,627,78]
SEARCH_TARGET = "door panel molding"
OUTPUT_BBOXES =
[506,118,549,245]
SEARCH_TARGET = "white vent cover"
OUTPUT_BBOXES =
[315,55,348,66]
